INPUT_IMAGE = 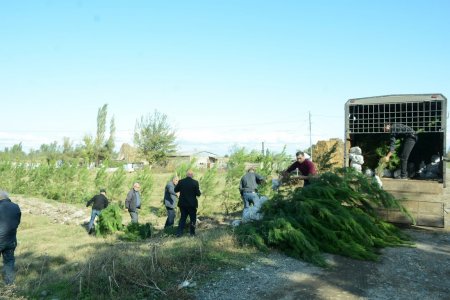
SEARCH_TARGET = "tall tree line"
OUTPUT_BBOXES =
[0,104,116,166]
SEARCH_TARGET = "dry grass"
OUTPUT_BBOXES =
[10,208,255,299]
[3,168,248,299]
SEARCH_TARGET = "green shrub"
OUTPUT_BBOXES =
[156,205,167,218]
[131,167,154,200]
[199,164,219,215]
[107,167,127,202]
[95,205,124,236]
[119,222,152,241]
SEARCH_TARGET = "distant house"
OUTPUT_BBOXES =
[117,143,139,163]
[117,145,224,170]
[168,151,220,169]
[123,162,145,173]
[116,143,148,171]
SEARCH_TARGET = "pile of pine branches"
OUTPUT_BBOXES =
[119,222,153,241]
[95,204,124,236]
[94,205,153,242]
[235,169,414,266]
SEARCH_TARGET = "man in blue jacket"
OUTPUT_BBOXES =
[164,176,179,229]
[175,170,201,237]
[125,182,141,223]
[0,190,21,285]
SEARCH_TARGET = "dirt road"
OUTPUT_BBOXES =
[196,227,450,300]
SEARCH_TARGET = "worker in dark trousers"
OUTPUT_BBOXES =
[239,167,265,208]
[164,176,179,228]
[0,190,21,285]
[86,188,109,234]
[384,123,417,179]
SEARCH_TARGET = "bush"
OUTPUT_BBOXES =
[95,205,124,236]
[119,222,153,241]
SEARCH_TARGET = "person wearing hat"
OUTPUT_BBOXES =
[239,167,265,209]
[86,188,109,234]
[0,190,21,285]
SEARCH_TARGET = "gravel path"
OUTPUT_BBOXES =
[195,228,450,300]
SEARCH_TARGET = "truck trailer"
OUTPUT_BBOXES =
[344,94,448,227]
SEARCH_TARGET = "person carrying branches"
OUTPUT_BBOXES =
[383,122,417,179]
[282,151,317,186]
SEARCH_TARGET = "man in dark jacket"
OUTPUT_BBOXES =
[384,123,417,179]
[239,168,264,208]
[164,176,179,228]
[125,182,141,223]
[175,170,201,237]
[0,190,21,285]
[86,188,109,234]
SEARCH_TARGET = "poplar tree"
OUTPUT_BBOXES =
[95,104,108,166]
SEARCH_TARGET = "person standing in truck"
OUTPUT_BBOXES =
[384,122,417,179]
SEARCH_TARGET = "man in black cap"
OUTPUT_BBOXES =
[86,188,109,234]
[0,190,21,285]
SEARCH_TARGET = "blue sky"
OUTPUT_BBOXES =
[1,0,449,156]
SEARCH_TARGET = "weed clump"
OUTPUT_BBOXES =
[120,222,153,241]
[235,169,414,266]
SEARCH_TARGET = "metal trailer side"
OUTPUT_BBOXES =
[344,94,448,227]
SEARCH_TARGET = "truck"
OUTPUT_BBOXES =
[344,94,448,228]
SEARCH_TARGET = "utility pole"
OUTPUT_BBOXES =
[309,111,313,161]
[261,142,265,155]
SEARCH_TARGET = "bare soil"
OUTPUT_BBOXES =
[14,195,89,225]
